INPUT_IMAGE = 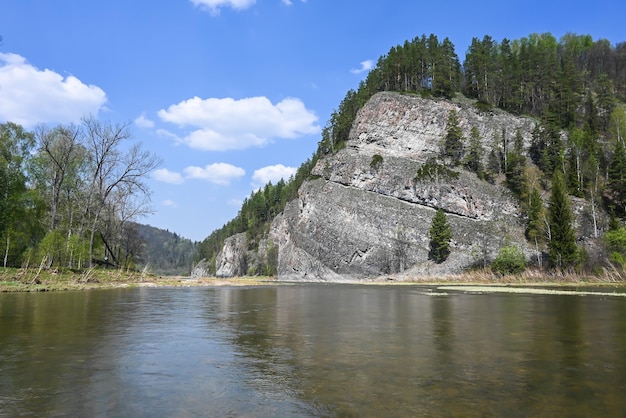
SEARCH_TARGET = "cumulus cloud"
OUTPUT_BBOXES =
[252,164,297,188]
[153,168,184,184]
[134,113,155,129]
[190,0,255,14]
[0,53,107,127]
[154,163,245,185]
[158,96,319,151]
[350,59,374,74]
[183,163,245,185]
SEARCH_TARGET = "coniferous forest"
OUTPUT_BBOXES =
[196,32,626,276]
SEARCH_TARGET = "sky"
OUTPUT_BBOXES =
[1,0,624,242]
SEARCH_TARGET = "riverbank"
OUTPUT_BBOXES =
[0,267,278,292]
[1,266,624,292]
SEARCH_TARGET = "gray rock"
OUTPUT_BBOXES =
[217,92,608,280]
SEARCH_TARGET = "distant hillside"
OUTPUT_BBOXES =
[134,223,198,276]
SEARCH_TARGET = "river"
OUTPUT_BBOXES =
[1,284,626,417]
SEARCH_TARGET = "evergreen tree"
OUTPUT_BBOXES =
[548,170,579,269]
[443,110,464,164]
[429,209,452,263]
[526,187,545,243]
[608,138,626,215]
[505,151,527,199]
[464,126,485,177]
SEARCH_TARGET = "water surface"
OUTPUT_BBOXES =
[1,285,625,417]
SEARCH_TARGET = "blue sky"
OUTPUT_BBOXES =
[1,0,624,241]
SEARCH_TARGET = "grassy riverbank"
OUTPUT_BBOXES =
[1,266,624,292]
[0,267,277,292]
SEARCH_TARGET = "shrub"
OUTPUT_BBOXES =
[370,154,384,171]
[605,227,626,270]
[492,245,526,275]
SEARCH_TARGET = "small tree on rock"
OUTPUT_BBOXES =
[429,209,452,263]
[443,110,465,165]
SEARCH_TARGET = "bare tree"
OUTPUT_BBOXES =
[80,117,161,267]
[34,124,84,231]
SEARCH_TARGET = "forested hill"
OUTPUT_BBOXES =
[195,32,626,276]
[134,223,198,276]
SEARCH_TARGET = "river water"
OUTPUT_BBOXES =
[1,284,626,417]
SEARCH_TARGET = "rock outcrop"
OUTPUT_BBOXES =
[270,92,536,280]
[214,92,605,280]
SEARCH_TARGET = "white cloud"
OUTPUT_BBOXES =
[350,59,374,74]
[156,128,180,141]
[162,199,179,208]
[135,113,155,129]
[158,96,319,151]
[190,0,255,14]
[252,164,297,188]
[153,168,185,184]
[0,53,107,127]
[183,163,245,185]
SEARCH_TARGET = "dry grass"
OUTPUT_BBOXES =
[1,265,624,293]
[0,267,279,292]
[368,267,625,287]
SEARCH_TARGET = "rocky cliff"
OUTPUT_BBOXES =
[215,92,603,280]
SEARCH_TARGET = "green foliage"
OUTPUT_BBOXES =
[608,138,626,215]
[134,224,197,276]
[548,170,580,269]
[464,126,485,177]
[492,245,527,275]
[462,32,626,127]
[505,151,527,198]
[414,158,459,183]
[196,158,317,274]
[370,154,384,171]
[261,239,279,276]
[605,227,626,269]
[526,187,545,242]
[0,123,36,258]
[429,209,452,263]
[443,110,465,164]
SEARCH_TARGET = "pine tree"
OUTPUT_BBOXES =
[548,170,579,269]
[429,209,452,263]
[526,187,544,242]
[505,151,527,199]
[464,126,485,177]
[443,110,464,164]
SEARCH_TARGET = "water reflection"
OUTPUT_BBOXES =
[1,286,626,417]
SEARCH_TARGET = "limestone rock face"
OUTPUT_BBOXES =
[215,92,604,280]
[270,92,536,280]
[215,233,248,277]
